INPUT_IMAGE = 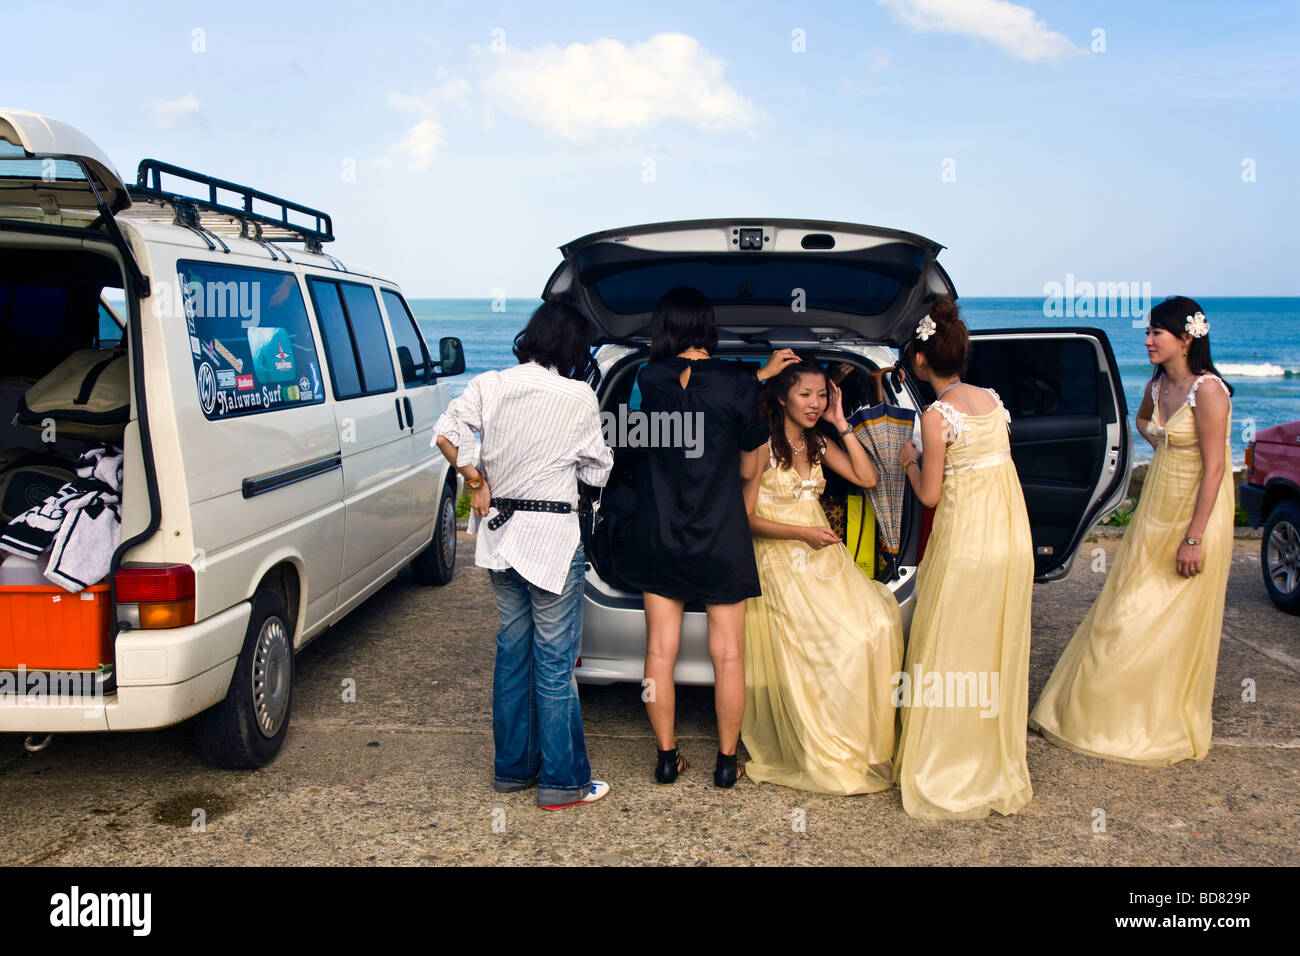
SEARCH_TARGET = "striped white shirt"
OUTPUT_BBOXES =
[433,361,613,594]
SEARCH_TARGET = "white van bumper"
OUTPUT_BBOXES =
[0,601,250,733]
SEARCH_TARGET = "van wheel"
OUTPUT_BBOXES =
[196,588,295,769]
[1261,500,1300,615]
[411,481,457,586]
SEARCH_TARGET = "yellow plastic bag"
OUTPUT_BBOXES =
[845,493,876,578]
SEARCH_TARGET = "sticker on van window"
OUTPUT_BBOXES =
[197,362,218,416]
[180,261,326,420]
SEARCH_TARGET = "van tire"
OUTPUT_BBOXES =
[411,481,457,586]
[196,588,295,769]
[1261,499,1300,615]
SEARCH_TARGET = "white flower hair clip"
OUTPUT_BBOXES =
[1185,312,1209,338]
[916,314,936,342]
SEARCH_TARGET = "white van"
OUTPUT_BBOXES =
[0,109,465,767]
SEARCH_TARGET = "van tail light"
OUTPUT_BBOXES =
[115,565,196,629]
[1245,442,1254,478]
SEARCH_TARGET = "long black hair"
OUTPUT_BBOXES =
[758,360,828,470]
[1148,296,1234,395]
[649,286,718,361]
[513,300,595,380]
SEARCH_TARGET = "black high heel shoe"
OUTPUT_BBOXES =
[655,744,688,784]
[714,751,743,789]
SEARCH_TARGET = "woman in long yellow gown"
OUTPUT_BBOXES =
[741,361,904,794]
[1030,297,1234,765]
[894,299,1035,820]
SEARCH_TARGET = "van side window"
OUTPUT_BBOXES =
[179,261,325,419]
[380,290,432,386]
[308,278,397,399]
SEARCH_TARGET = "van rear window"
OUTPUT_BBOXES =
[178,261,325,420]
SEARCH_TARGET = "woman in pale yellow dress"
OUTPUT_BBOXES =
[1030,297,1234,765]
[894,298,1035,820]
[740,361,904,794]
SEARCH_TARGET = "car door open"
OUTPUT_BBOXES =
[965,328,1132,580]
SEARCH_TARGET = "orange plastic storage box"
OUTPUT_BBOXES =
[0,564,112,671]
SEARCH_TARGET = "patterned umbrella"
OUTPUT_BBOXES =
[845,365,915,575]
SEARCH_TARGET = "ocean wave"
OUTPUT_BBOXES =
[1217,362,1298,378]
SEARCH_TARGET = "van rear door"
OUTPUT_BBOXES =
[0,108,130,216]
[964,328,1132,580]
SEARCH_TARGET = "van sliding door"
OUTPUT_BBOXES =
[307,277,412,613]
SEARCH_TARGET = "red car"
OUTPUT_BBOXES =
[1242,419,1300,615]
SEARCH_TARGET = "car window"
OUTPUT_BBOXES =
[309,278,397,399]
[967,339,1100,419]
[339,283,397,394]
[381,289,432,386]
[580,252,913,317]
[308,279,364,399]
[178,261,324,419]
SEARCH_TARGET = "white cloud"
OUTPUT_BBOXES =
[153,93,204,128]
[861,46,892,72]
[379,73,473,172]
[477,32,760,141]
[877,0,1081,62]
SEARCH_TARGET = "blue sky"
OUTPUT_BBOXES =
[4,0,1297,297]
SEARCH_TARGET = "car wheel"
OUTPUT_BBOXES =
[1261,499,1300,615]
[411,481,457,586]
[196,588,295,769]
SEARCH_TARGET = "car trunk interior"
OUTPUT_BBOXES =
[0,244,129,619]
[582,347,921,604]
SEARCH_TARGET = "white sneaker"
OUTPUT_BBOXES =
[539,780,609,810]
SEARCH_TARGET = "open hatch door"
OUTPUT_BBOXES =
[0,108,131,217]
[546,219,956,346]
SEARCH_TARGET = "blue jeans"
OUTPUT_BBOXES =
[489,544,591,804]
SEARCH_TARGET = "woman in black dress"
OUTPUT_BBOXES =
[623,287,792,788]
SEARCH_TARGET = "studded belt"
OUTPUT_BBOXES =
[487,497,573,530]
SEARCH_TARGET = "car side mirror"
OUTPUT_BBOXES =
[438,337,466,377]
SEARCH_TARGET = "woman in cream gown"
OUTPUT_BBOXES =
[894,300,1035,820]
[1030,297,1234,766]
[741,361,904,794]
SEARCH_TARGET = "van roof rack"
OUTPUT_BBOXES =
[127,159,335,253]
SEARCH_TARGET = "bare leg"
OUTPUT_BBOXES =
[643,592,684,751]
[707,601,747,756]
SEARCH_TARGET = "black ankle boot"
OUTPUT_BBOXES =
[655,745,685,784]
[714,751,740,788]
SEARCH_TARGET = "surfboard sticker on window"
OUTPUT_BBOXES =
[179,261,325,420]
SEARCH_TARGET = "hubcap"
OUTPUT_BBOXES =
[252,616,291,737]
[440,495,457,567]
[1266,519,1300,596]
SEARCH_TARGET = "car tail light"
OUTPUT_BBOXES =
[1245,442,1254,478]
[115,564,196,629]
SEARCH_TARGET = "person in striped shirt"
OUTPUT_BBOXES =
[434,301,613,810]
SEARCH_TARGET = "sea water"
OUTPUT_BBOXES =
[414,297,1300,466]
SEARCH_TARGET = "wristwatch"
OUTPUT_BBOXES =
[838,425,853,436]
[466,476,484,491]
[1184,535,1200,546]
